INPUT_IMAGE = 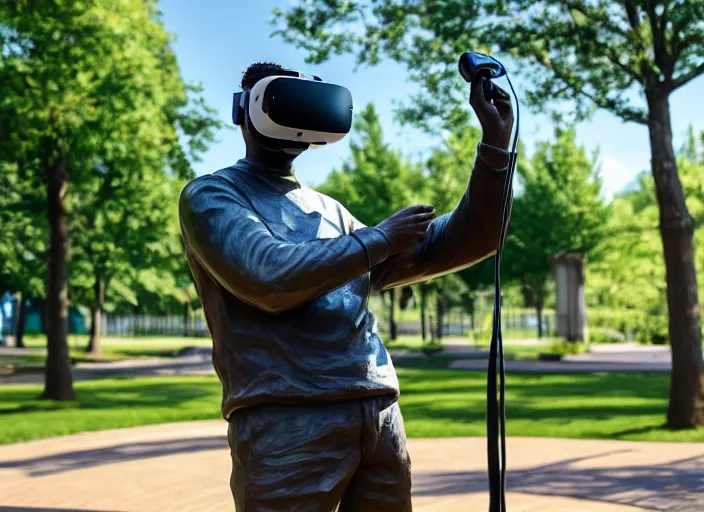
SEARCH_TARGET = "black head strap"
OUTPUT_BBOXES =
[232,91,246,126]
[232,70,321,127]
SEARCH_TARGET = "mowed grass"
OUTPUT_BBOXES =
[17,334,213,359]
[5,335,550,369]
[0,376,222,445]
[0,370,701,445]
[398,370,699,442]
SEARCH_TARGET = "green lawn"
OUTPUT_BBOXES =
[385,336,555,361]
[0,370,700,445]
[399,370,698,442]
[16,334,212,359]
[6,334,552,367]
[1,336,214,375]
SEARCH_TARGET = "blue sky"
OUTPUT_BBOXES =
[159,0,703,200]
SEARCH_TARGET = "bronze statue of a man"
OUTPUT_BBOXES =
[179,61,514,511]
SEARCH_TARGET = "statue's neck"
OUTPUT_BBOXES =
[245,145,296,177]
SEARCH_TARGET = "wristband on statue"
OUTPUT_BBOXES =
[350,227,389,269]
[477,141,511,172]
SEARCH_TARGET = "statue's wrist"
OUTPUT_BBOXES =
[477,141,510,171]
[350,227,389,269]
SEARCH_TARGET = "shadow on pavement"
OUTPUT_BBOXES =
[2,436,701,511]
[0,436,227,477]
[413,451,704,511]
[0,508,121,512]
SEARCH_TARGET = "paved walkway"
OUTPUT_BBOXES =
[0,421,701,511]
[449,344,671,373]
[448,359,670,373]
[0,344,673,384]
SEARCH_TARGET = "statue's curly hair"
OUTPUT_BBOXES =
[241,61,285,90]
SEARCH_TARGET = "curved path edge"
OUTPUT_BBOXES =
[0,421,701,511]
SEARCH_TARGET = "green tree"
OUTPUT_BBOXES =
[68,80,218,353]
[0,162,47,347]
[422,124,485,341]
[589,128,704,343]
[505,127,609,339]
[0,0,218,398]
[70,172,191,353]
[317,103,426,339]
[274,0,704,428]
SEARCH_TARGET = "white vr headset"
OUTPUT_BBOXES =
[233,70,353,152]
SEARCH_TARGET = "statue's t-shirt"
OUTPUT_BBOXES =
[179,155,506,419]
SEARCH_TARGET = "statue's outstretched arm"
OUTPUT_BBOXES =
[365,148,512,292]
[179,176,389,314]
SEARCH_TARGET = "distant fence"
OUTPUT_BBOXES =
[379,308,557,339]
[103,311,554,339]
[0,293,666,343]
[103,315,208,337]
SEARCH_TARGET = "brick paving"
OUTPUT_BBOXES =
[0,421,701,511]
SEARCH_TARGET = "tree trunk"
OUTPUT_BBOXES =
[647,91,703,428]
[0,298,4,343]
[420,286,427,341]
[436,295,445,342]
[86,276,104,354]
[39,298,46,334]
[388,288,397,341]
[183,301,190,337]
[14,292,25,348]
[535,299,544,340]
[467,296,475,330]
[521,282,534,308]
[43,154,74,401]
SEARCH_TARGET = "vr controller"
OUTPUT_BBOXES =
[458,52,506,100]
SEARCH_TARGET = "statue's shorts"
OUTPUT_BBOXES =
[227,396,412,511]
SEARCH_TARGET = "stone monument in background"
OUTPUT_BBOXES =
[552,252,587,342]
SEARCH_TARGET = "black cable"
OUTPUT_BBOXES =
[487,72,519,512]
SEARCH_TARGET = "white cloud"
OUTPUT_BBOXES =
[599,154,648,200]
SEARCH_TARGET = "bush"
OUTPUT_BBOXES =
[587,308,643,335]
[588,327,626,344]
[547,340,588,356]
[634,313,669,345]
[587,308,668,345]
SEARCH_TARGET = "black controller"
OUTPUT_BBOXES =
[458,51,507,100]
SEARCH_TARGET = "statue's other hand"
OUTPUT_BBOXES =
[375,205,436,255]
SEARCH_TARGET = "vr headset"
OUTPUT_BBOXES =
[233,69,353,154]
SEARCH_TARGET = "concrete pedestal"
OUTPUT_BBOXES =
[552,253,587,342]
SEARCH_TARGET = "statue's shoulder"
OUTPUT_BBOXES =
[301,186,343,211]
[302,187,360,230]
[182,166,245,198]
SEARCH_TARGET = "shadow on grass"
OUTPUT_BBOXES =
[413,452,704,511]
[608,424,667,437]
[0,435,227,477]
[400,401,666,428]
[398,369,670,400]
[396,369,673,438]
[0,403,69,415]
[109,349,178,358]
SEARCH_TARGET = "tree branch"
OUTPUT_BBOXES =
[671,61,704,91]
[622,0,641,31]
[563,2,643,83]
[564,0,632,40]
[644,0,669,78]
[548,61,648,124]
[603,44,643,83]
